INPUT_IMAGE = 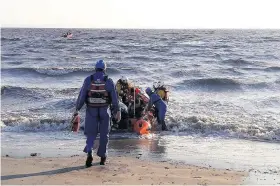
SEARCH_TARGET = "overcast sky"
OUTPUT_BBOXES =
[1,0,280,28]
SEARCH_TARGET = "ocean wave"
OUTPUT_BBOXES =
[3,61,24,65]
[250,80,280,90]
[27,49,42,53]
[261,37,280,42]
[178,78,241,91]
[1,86,80,99]
[170,69,204,78]
[1,117,72,132]
[177,41,206,47]
[212,44,232,49]
[1,56,10,60]
[1,53,25,57]
[2,114,279,141]
[177,78,280,91]
[223,68,244,75]
[222,58,252,66]
[1,37,22,41]
[2,67,120,77]
[167,115,280,141]
[26,98,77,112]
[241,67,264,71]
[243,82,270,89]
[264,67,280,72]
[1,85,50,100]
[80,48,122,54]
[31,57,47,61]
[257,97,280,108]
[48,99,76,110]
[89,36,116,40]
[126,55,168,62]
[148,46,169,53]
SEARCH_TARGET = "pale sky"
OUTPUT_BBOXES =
[1,0,280,29]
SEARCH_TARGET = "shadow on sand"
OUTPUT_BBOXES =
[1,162,99,180]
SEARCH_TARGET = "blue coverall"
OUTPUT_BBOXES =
[147,91,167,129]
[76,71,119,158]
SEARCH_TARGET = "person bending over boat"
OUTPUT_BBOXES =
[145,87,168,131]
[153,81,169,103]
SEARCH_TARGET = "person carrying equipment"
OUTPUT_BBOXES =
[74,59,121,167]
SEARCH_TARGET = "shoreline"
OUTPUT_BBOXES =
[2,132,280,184]
[1,155,247,185]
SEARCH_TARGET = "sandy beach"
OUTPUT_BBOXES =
[1,155,247,185]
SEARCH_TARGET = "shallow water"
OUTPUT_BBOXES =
[1,28,280,141]
[1,131,280,184]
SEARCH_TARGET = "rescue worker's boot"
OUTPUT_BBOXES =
[160,120,168,131]
[85,151,93,168]
[100,157,106,165]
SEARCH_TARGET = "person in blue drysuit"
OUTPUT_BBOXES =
[145,87,168,131]
[75,59,120,167]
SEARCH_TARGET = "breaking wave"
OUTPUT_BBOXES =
[167,115,280,142]
[1,114,279,142]
[1,117,72,132]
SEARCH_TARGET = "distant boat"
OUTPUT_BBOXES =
[62,33,73,38]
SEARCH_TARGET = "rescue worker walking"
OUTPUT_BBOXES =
[145,87,168,131]
[75,59,121,167]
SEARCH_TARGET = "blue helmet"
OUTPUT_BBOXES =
[145,87,153,95]
[95,59,106,70]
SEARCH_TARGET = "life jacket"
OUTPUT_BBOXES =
[86,74,111,107]
[156,86,169,102]
[133,119,151,135]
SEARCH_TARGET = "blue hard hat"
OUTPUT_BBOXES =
[145,87,152,95]
[95,59,106,70]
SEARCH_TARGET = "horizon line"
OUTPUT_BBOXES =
[1,26,280,30]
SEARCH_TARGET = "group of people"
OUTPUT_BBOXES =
[113,75,169,131]
[74,59,169,167]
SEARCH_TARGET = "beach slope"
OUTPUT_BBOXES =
[1,156,247,185]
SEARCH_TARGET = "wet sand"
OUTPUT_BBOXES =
[1,155,247,185]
